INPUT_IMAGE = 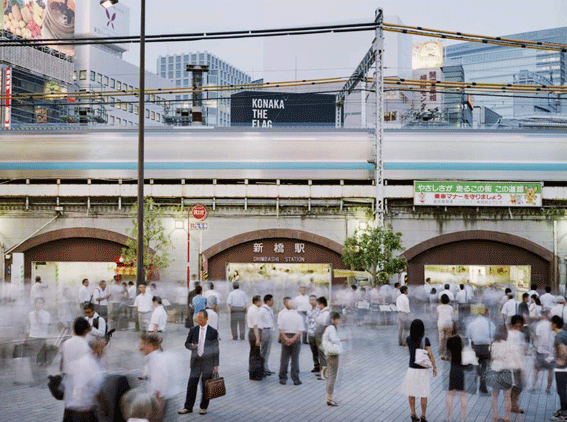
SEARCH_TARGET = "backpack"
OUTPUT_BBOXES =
[93,316,108,336]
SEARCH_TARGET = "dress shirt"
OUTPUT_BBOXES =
[61,335,90,374]
[206,309,219,330]
[535,320,555,355]
[501,298,519,317]
[277,308,304,334]
[247,304,261,329]
[551,304,567,321]
[259,304,275,329]
[150,305,167,332]
[93,287,109,306]
[527,289,539,298]
[204,290,221,305]
[127,286,137,301]
[192,295,208,315]
[175,286,188,305]
[541,293,556,310]
[438,289,455,301]
[227,289,248,307]
[316,307,331,328]
[455,290,468,304]
[396,293,410,314]
[30,282,44,305]
[305,306,320,337]
[28,310,50,338]
[134,292,153,313]
[79,285,91,303]
[294,294,310,313]
[198,324,208,356]
[437,304,454,328]
[86,313,106,338]
[146,349,172,399]
[466,316,495,345]
[63,352,104,411]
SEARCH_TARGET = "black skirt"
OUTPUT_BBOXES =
[448,363,465,391]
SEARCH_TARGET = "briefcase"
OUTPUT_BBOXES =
[204,373,226,400]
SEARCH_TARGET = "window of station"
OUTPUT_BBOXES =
[129,104,133,113]
[156,113,161,122]
[97,73,102,84]
[79,70,87,80]
[90,71,96,81]
[116,99,121,109]
[176,55,181,62]
[151,111,155,120]
[145,109,150,118]
[168,56,173,63]
[110,97,115,106]
[168,71,173,79]
[104,76,109,86]
[116,117,121,125]
[73,71,77,81]
[117,81,122,90]
[122,102,127,111]
[135,106,139,115]
[110,78,115,89]
[109,115,115,125]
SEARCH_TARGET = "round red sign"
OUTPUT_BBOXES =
[191,204,209,221]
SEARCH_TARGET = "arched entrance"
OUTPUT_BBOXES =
[202,229,348,284]
[401,230,556,288]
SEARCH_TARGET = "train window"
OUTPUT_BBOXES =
[116,118,121,125]
[97,73,102,84]
[117,81,122,90]
[116,99,121,109]
[73,71,77,81]
[122,102,127,111]
[110,79,115,89]
[90,71,95,81]
[79,70,86,80]
[151,111,155,120]
[104,76,109,86]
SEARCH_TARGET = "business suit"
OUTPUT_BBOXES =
[183,324,220,412]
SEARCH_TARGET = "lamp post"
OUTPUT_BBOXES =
[101,0,145,284]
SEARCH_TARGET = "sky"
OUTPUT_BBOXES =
[117,0,567,82]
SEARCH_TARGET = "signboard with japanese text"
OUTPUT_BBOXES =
[412,41,443,70]
[4,67,11,130]
[424,264,531,290]
[190,222,208,231]
[414,181,542,207]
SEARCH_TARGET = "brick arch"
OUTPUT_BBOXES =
[202,229,344,259]
[400,230,556,287]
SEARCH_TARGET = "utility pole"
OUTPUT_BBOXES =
[374,8,385,227]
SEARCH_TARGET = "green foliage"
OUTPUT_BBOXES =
[342,226,407,285]
[121,198,173,281]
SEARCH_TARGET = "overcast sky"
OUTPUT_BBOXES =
[118,0,567,81]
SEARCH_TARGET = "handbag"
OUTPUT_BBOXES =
[486,369,514,390]
[415,338,432,368]
[204,373,226,400]
[47,375,64,400]
[461,338,479,367]
[322,326,343,356]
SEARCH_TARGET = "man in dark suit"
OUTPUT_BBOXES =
[178,310,219,416]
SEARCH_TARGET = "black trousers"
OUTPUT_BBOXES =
[472,343,490,392]
[184,357,213,411]
[308,335,320,370]
[557,372,567,411]
[248,328,264,380]
[230,308,246,340]
[63,409,98,422]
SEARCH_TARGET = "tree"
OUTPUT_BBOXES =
[121,198,173,281]
[342,226,407,285]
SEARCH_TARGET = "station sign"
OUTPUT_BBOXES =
[414,181,543,207]
[189,203,209,230]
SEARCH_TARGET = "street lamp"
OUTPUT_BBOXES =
[101,0,146,285]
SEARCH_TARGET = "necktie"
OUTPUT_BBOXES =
[198,327,205,357]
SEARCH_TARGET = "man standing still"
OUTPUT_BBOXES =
[396,285,410,346]
[248,295,264,381]
[133,283,153,332]
[93,280,110,320]
[278,297,304,386]
[227,282,247,340]
[259,294,275,376]
[30,276,46,306]
[79,279,91,308]
[179,310,220,416]
[305,294,321,374]
[295,287,310,344]
[315,296,331,379]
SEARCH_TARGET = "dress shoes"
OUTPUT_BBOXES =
[279,380,286,385]
[199,409,207,415]
[264,371,273,376]
[293,380,302,385]
[311,368,320,373]
[178,408,192,414]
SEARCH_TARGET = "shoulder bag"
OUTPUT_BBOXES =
[415,338,432,368]
[461,338,479,367]
[322,326,343,356]
[204,372,226,400]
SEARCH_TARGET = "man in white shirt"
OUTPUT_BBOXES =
[79,279,91,308]
[127,281,137,304]
[60,317,91,374]
[396,285,411,346]
[508,315,527,414]
[150,296,167,336]
[315,296,331,378]
[139,333,172,421]
[109,275,123,327]
[527,284,539,299]
[455,284,469,304]
[134,283,154,332]
[226,282,247,341]
[247,295,263,381]
[438,284,455,302]
[30,276,46,306]
[530,310,555,393]
[541,286,556,310]
[204,282,220,312]
[294,287,311,344]
[62,336,107,422]
[25,297,51,380]
[93,280,111,321]
[259,294,275,377]
[206,296,219,331]
[277,297,304,386]
[501,293,519,326]
[550,296,567,321]
[466,307,495,394]
[83,302,107,340]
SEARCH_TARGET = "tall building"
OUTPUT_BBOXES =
[444,27,567,118]
[157,52,252,126]
[74,0,174,127]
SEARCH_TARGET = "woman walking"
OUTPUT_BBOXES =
[437,294,454,360]
[322,311,347,406]
[446,323,467,422]
[402,319,437,422]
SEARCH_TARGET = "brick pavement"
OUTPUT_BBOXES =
[0,311,561,422]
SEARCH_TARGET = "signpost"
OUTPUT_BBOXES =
[189,204,209,283]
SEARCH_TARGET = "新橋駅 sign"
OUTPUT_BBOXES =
[414,181,542,207]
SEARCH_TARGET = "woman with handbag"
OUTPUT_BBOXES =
[322,311,347,407]
[401,319,437,422]
[445,323,468,422]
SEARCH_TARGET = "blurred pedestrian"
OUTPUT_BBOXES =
[401,319,437,422]
[79,279,91,308]
[60,317,91,374]
[139,333,172,421]
[530,310,555,394]
[30,276,46,306]
[25,297,51,381]
[83,302,106,340]
[149,296,167,337]
[93,280,110,321]
[278,297,304,386]
[120,389,159,422]
[247,295,263,381]
[322,311,347,407]
[438,284,454,302]
[437,294,454,361]
[466,306,495,394]
[541,286,555,310]
[204,282,220,312]
[305,294,321,374]
[355,288,370,326]
[227,282,247,341]
[446,323,467,422]
[508,315,527,414]
[396,286,411,347]
[315,296,331,379]
[259,294,275,377]
[489,325,514,422]
[295,287,310,344]
[206,296,219,331]
[192,286,207,326]
[552,315,567,421]
[501,293,518,327]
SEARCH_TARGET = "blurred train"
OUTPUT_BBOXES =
[0,128,565,182]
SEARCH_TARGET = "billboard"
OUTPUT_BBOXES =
[3,0,75,57]
[412,41,443,70]
[414,181,543,207]
[424,264,531,289]
[230,91,336,128]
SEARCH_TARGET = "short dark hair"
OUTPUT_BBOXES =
[264,294,273,303]
[459,284,465,290]
[551,315,564,329]
[444,284,450,290]
[152,296,162,305]
[400,285,408,294]
[531,284,538,291]
[283,296,291,304]
[233,282,240,289]
[511,314,524,326]
[195,285,203,295]
[394,282,400,288]
[140,333,162,348]
[409,319,425,342]
[493,324,508,342]
[505,288,512,294]
[208,282,214,290]
[330,311,341,320]
[522,292,529,299]
[351,285,357,291]
[35,276,41,282]
[252,295,261,304]
[151,283,157,288]
[128,281,134,286]
[440,294,450,304]
[198,309,208,319]
[431,288,437,294]
[82,278,88,284]
[546,286,552,293]
[83,302,95,312]
[309,294,317,299]
[316,296,328,307]
[73,317,91,336]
